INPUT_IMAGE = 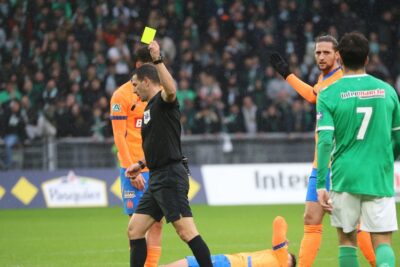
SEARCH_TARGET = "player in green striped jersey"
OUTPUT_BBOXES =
[316,32,400,267]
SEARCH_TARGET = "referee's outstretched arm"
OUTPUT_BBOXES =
[148,41,177,103]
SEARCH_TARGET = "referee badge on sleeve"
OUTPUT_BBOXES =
[144,110,151,124]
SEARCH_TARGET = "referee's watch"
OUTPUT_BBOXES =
[153,55,164,65]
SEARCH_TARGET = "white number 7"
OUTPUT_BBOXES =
[356,107,372,140]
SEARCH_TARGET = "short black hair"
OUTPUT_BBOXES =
[315,35,338,51]
[290,253,297,267]
[338,31,369,70]
[135,46,153,63]
[136,64,160,84]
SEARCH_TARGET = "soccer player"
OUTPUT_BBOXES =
[161,216,296,267]
[316,32,399,267]
[270,35,375,267]
[110,46,162,267]
[125,41,213,267]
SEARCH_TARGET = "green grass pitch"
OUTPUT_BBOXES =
[0,204,399,267]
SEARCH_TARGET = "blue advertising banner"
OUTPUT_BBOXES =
[0,166,207,209]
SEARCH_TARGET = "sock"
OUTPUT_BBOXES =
[272,216,288,266]
[376,243,395,267]
[130,238,147,267]
[187,235,212,267]
[339,246,359,267]
[144,246,162,267]
[357,228,376,267]
[298,224,323,267]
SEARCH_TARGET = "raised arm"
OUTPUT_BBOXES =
[148,41,177,102]
[286,74,317,103]
[270,52,317,103]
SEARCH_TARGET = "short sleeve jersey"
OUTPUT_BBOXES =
[110,81,147,168]
[141,91,183,169]
[317,74,400,196]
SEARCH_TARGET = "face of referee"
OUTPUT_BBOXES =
[131,75,148,100]
[314,41,339,73]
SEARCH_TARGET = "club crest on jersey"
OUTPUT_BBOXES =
[143,110,151,124]
[112,103,121,112]
[317,112,323,120]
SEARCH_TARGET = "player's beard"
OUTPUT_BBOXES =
[318,62,333,72]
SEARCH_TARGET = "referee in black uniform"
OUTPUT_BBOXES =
[125,41,212,267]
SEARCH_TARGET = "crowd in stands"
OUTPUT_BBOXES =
[0,0,399,167]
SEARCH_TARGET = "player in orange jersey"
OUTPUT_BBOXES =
[270,35,375,267]
[110,46,162,267]
[161,216,296,267]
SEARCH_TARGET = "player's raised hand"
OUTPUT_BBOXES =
[317,189,333,214]
[148,41,161,61]
[270,52,291,79]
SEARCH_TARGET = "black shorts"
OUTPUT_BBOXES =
[135,162,193,223]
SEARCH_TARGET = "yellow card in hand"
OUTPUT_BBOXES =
[141,27,156,44]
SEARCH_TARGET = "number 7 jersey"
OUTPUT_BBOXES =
[316,74,400,196]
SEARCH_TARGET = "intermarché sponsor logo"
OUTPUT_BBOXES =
[341,89,385,99]
[254,170,308,190]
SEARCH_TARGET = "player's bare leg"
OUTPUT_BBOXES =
[172,217,212,267]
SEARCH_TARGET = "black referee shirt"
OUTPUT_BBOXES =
[141,91,183,169]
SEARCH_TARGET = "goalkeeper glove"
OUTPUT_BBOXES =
[270,52,291,79]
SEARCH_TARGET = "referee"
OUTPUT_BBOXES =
[125,41,212,267]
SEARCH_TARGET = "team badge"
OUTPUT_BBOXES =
[143,110,151,124]
[112,103,121,112]
[316,112,323,120]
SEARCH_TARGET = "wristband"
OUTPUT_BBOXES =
[153,55,164,65]
[137,160,146,169]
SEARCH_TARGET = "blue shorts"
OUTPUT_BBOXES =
[120,168,149,215]
[306,168,330,202]
[186,254,230,267]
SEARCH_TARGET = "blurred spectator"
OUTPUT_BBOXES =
[1,100,26,169]
[241,96,258,134]
[224,103,245,133]
[257,104,282,132]
[0,81,22,105]
[176,78,196,110]
[192,105,221,134]
[0,0,398,138]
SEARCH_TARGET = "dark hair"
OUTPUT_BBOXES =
[290,253,297,267]
[338,31,369,70]
[135,46,153,64]
[315,35,338,51]
[136,64,160,84]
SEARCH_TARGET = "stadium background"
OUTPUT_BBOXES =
[0,0,399,266]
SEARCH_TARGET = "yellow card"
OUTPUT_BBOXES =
[141,27,156,44]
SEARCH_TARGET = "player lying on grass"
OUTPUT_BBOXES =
[161,216,296,267]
